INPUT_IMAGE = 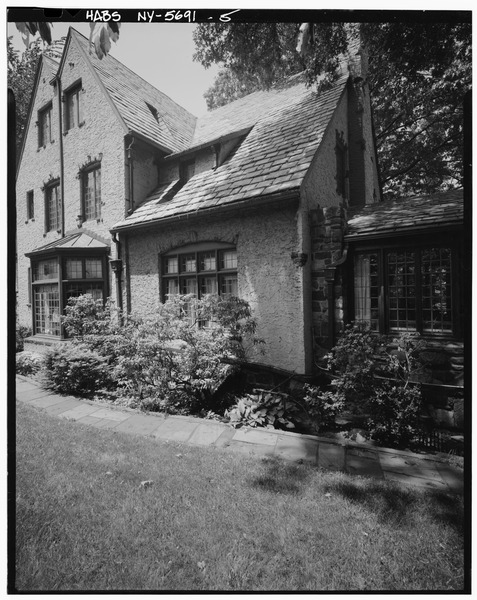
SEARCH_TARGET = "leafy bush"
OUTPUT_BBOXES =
[324,322,386,414]
[59,293,262,413]
[42,343,111,396]
[16,324,32,352]
[300,385,345,433]
[62,295,116,340]
[225,390,297,430]
[316,323,426,448]
[16,351,43,376]
[366,382,422,448]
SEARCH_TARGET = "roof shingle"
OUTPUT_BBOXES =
[346,190,464,240]
[112,72,349,231]
[71,29,197,153]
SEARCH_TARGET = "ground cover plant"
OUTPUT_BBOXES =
[15,401,465,592]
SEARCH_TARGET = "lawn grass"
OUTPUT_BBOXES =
[14,401,465,592]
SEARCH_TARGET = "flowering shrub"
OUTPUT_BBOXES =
[56,293,262,413]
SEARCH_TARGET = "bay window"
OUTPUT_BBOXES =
[29,251,108,337]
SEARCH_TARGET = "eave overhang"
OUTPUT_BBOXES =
[344,222,463,244]
[110,188,300,234]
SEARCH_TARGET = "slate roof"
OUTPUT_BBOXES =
[26,232,110,256]
[70,29,197,153]
[111,71,349,231]
[346,190,464,240]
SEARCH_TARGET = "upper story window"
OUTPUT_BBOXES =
[353,245,458,336]
[81,164,102,221]
[146,102,159,122]
[335,130,347,198]
[38,103,53,147]
[65,82,84,131]
[26,190,34,220]
[180,160,195,183]
[44,180,61,232]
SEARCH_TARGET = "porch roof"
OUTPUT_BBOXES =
[26,232,110,256]
[345,190,464,241]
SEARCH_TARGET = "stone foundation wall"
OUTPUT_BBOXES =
[310,204,347,357]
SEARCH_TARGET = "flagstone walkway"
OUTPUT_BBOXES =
[15,376,464,494]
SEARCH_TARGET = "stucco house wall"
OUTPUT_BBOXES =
[124,202,307,374]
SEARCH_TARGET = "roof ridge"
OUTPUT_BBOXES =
[70,27,196,120]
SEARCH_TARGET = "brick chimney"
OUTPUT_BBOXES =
[346,36,381,209]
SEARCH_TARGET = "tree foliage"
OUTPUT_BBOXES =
[194,21,471,198]
[8,36,42,157]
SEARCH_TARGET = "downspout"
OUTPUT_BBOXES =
[126,135,135,215]
[324,247,349,348]
[55,76,65,237]
[110,233,123,318]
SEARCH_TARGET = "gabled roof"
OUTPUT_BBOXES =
[111,71,349,231]
[188,73,311,150]
[15,54,59,177]
[67,29,197,153]
[345,190,464,241]
[26,231,110,256]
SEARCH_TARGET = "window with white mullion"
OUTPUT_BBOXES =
[162,246,237,303]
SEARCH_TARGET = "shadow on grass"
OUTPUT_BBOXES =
[248,457,311,495]
[324,478,464,534]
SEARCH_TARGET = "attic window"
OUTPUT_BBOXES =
[146,102,159,122]
[64,81,84,131]
[180,160,195,183]
[335,130,348,199]
[38,103,53,147]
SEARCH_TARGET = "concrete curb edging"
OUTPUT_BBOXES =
[14,375,464,494]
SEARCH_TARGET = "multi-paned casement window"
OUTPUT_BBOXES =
[38,103,53,147]
[162,244,238,325]
[63,257,105,304]
[30,254,107,336]
[64,82,83,131]
[162,245,238,300]
[353,244,458,336]
[44,181,61,232]
[81,164,102,221]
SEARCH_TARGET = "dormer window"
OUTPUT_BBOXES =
[180,160,195,183]
[38,103,53,147]
[146,102,159,122]
[65,82,83,131]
